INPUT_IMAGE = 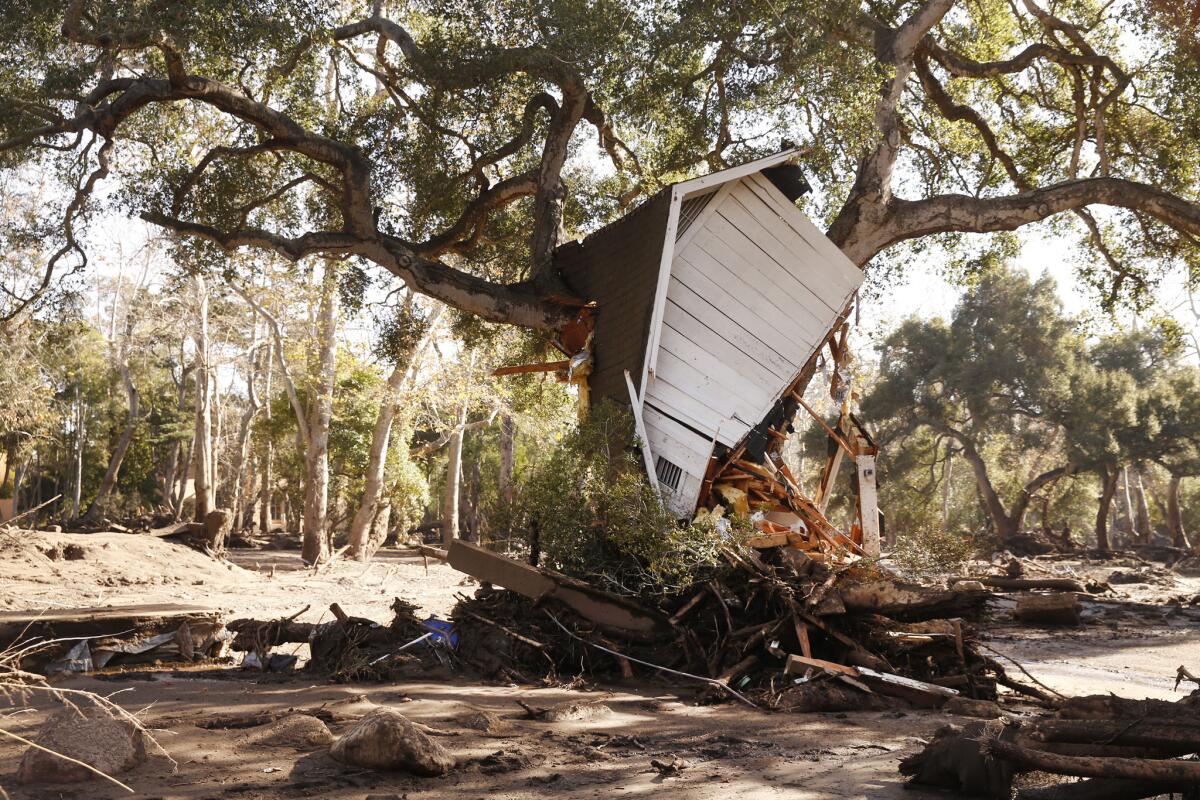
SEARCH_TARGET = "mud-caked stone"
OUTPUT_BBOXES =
[17,704,146,784]
[240,714,334,750]
[330,708,455,776]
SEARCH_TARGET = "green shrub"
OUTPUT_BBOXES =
[495,399,726,598]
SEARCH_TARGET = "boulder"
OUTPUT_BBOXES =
[330,708,455,776]
[17,704,146,784]
[240,714,334,750]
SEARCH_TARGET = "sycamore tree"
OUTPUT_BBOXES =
[0,0,1198,337]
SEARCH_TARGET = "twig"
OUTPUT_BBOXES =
[543,612,759,710]
[976,641,1065,699]
[0,494,63,531]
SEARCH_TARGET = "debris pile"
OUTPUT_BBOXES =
[444,539,1055,712]
[227,599,457,681]
[902,677,1200,798]
[0,604,229,674]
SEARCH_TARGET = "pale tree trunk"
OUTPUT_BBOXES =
[1120,465,1138,543]
[347,306,442,561]
[1166,474,1191,549]
[1133,466,1154,543]
[71,387,84,519]
[442,403,467,545]
[211,369,223,505]
[499,413,516,506]
[83,348,139,520]
[230,329,263,531]
[441,351,476,546]
[940,445,953,529]
[191,275,213,521]
[300,262,340,564]
[1095,467,1118,554]
[259,338,274,534]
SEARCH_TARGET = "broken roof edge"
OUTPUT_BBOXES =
[671,145,804,200]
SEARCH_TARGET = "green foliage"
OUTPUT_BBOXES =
[496,399,724,598]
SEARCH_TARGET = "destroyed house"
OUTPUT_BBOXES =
[557,149,864,518]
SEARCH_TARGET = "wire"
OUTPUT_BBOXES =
[543,611,760,710]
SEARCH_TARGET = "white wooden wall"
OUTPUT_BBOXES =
[643,173,863,517]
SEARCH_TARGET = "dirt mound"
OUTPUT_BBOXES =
[0,529,250,610]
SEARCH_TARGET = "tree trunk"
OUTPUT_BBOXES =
[1119,465,1137,543]
[499,413,516,506]
[192,275,213,522]
[1132,466,1153,543]
[347,365,404,561]
[1095,466,1117,553]
[300,262,340,565]
[1166,474,1191,549]
[259,338,274,534]
[230,334,263,533]
[71,387,84,519]
[346,307,441,560]
[441,393,471,546]
[940,445,952,530]
[83,357,139,520]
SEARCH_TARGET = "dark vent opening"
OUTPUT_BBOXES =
[675,191,717,240]
[762,163,811,203]
[655,456,683,492]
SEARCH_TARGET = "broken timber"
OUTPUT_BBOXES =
[446,540,669,639]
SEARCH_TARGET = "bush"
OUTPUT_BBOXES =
[494,400,726,598]
[891,524,978,577]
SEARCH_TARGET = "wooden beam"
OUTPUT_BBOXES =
[492,360,569,376]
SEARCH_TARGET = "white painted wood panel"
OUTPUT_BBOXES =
[654,349,763,431]
[673,244,821,354]
[698,215,836,339]
[715,196,847,313]
[644,375,732,440]
[657,322,777,405]
[664,287,797,380]
[661,294,788,388]
[642,405,713,517]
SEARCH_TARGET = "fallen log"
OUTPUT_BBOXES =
[983,737,1200,782]
[1056,694,1200,720]
[950,576,1087,592]
[1013,593,1081,625]
[1018,778,1190,800]
[1030,718,1200,749]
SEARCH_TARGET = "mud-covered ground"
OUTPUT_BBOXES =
[1,529,1198,799]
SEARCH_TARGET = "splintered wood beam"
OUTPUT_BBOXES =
[792,393,855,458]
[492,360,570,376]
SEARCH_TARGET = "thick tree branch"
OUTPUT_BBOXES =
[878,178,1200,257]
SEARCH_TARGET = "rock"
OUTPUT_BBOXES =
[330,708,455,776]
[17,704,146,784]
[240,714,334,750]
[951,580,987,592]
[1106,569,1148,585]
[455,706,514,736]
[944,696,1005,719]
[63,543,87,560]
[543,701,612,723]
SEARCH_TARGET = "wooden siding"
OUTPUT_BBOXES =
[643,176,862,514]
[556,190,674,406]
